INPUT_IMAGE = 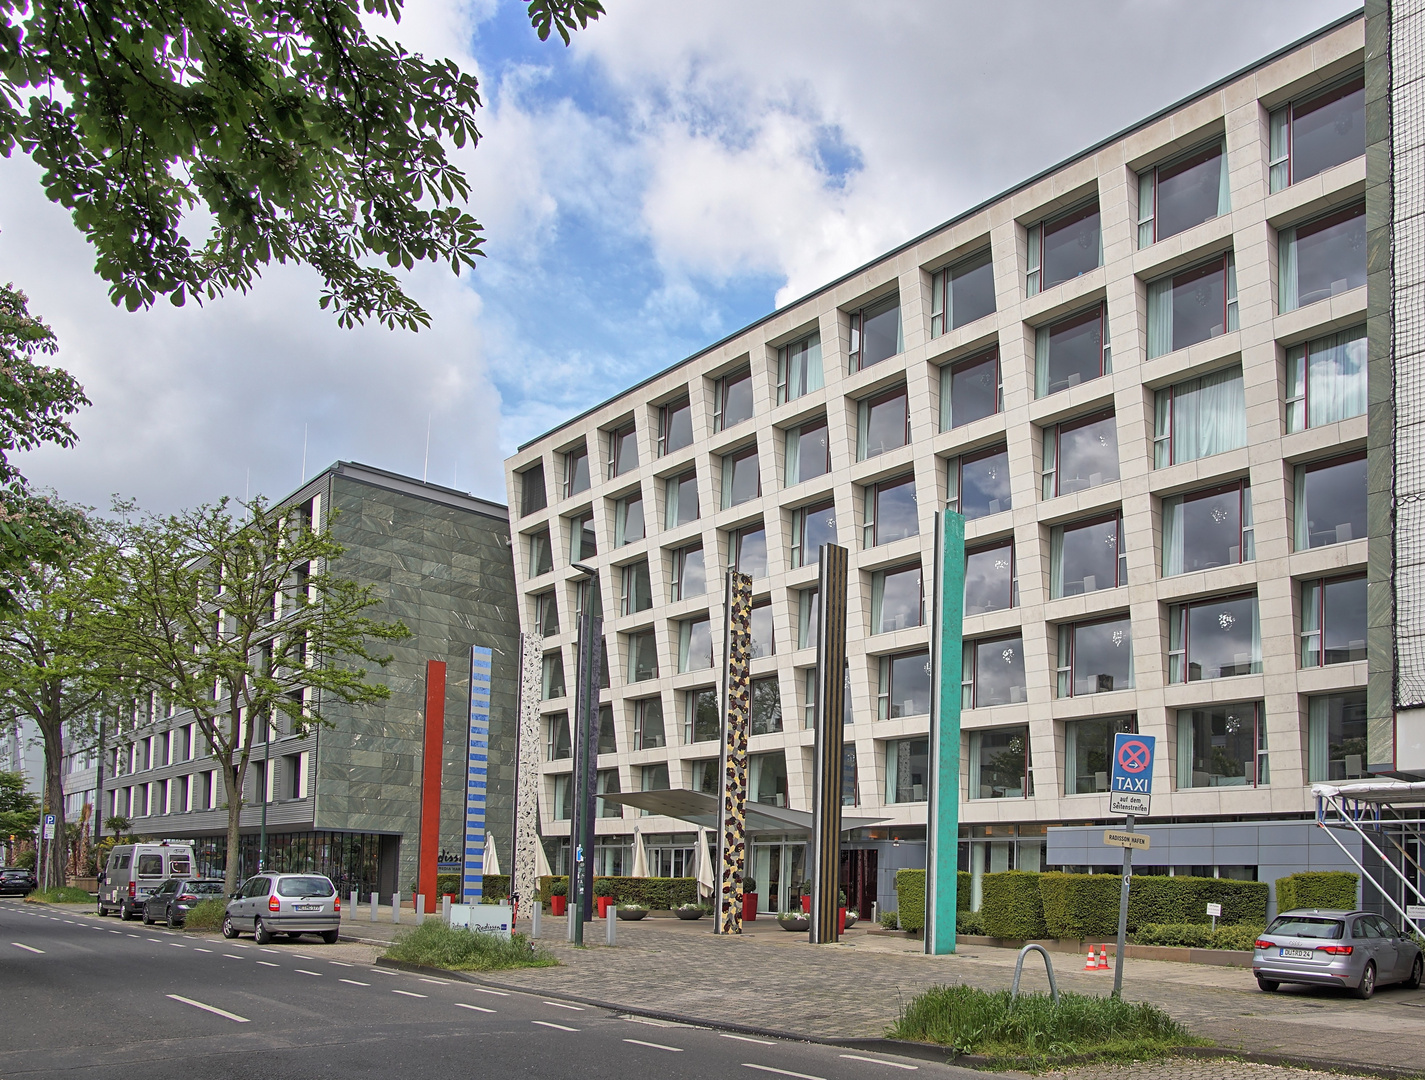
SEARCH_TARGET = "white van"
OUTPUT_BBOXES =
[98,842,198,921]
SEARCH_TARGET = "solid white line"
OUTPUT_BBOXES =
[839,1056,917,1071]
[720,1034,777,1046]
[339,979,371,987]
[471,987,509,996]
[295,969,322,977]
[624,1038,683,1052]
[166,994,250,1023]
[256,961,279,968]
[456,1003,496,1013]
[743,1066,825,1080]
[392,989,427,998]
[10,942,43,954]
[544,1001,584,1010]
[532,1020,578,1032]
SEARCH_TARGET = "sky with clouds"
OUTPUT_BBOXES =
[1,0,1360,514]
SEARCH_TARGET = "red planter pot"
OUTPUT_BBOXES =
[800,895,811,913]
[596,896,613,918]
[839,907,847,934]
[742,893,758,921]
[550,895,567,916]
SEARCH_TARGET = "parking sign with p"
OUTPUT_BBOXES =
[1108,733,1155,817]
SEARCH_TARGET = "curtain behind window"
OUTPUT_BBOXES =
[1309,328,1367,427]
[1169,367,1246,463]
[1162,496,1186,576]
[1279,226,1298,311]
[1176,716,1193,788]
[1146,276,1173,358]
[1307,698,1330,782]
[785,427,801,485]
[1033,326,1051,398]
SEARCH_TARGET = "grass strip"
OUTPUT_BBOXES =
[182,898,226,930]
[24,887,94,904]
[383,920,558,972]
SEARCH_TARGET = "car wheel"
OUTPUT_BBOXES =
[1256,977,1279,992]
[120,902,135,922]
[166,908,180,929]
[321,929,339,945]
[254,917,273,945]
[96,902,106,917]
[1354,961,1376,1000]
[142,907,154,925]
[221,915,239,939]
[1408,954,1423,991]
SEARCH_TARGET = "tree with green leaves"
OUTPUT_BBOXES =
[0,768,40,864]
[106,496,408,892]
[0,0,604,329]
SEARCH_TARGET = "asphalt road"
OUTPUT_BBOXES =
[0,899,996,1080]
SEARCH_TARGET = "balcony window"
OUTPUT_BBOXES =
[659,398,693,456]
[962,635,1027,708]
[552,775,573,820]
[841,745,859,807]
[620,560,652,616]
[1301,574,1367,667]
[641,763,670,793]
[1041,410,1119,498]
[877,650,931,719]
[940,348,1001,430]
[797,588,819,649]
[1051,513,1126,597]
[692,758,719,794]
[564,444,590,497]
[634,697,666,750]
[614,492,645,546]
[1294,454,1367,550]
[599,704,617,753]
[1286,325,1366,431]
[541,652,565,699]
[609,424,638,478]
[528,529,553,577]
[534,591,559,636]
[546,712,571,761]
[885,738,929,804]
[750,601,774,659]
[670,544,705,601]
[785,418,831,485]
[749,749,787,805]
[1027,200,1101,296]
[1307,690,1368,782]
[732,524,768,578]
[1279,202,1366,312]
[1065,714,1136,794]
[1163,482,1253,576]
[849,293,902,372]
[574,576,602,622]
[1153,366,1246,467]
[713,369,754,431]
[1269,73,1365,191]
[1137,139,1229,247]
[965,539,1016,615]
[596,769,622,818]
[1056,616,1134,697]
[931,248,996,336]
[862,475,919,547]
[751,677,782,736]
[520,464,547,516]
[568,511,597,563]
[872,564,923,633]
[684,687,719,743]
[1176,701,1267,788]
[627,630,658,683]
[777,332,824,404]
[721,445,761,509]
[1034,305,1110,398]
[969,727,1032,799]
[791,501,837,568]
[948,447,1011,521]
[665,471,700,529]
[1168,593,1261,682]
[1146,252,1237,358]
[677,617,712,673]
[858,386,910,460]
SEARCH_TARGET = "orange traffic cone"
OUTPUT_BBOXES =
[1098,945,1109,970]
[1083,945,1097,971]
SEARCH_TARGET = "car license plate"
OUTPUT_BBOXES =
[294,903,321,912]
[1279,947,1314,959]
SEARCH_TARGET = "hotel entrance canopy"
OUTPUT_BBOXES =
[602,789,888,834]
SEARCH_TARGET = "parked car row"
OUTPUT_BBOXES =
[97,842,197,920]
[1254,909,1424,999]
[0,867,37,896]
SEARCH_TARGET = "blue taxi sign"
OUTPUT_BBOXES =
[1109,733,1155,816]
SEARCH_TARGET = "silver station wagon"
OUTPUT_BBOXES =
[1253,909,1423,998]
[222,872,340,945]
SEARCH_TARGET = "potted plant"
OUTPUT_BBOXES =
[616,903,648,921]
[838,889,848,934]
[844,908,859,929]
[741,877,758,922]
[799,880,812,914]
[549,880,568,916]
[593,878,615,918]
[777,910,810,932]
[675,902,705,921]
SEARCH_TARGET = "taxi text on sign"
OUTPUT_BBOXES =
[1108,733,1156,817]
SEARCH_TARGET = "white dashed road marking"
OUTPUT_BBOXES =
[839,1056,917,1070]
[624,1039,683,1052]
[532,1020,579,1032]
[10,942,43,954]
[471,987,508,995]
[295,969,322,977]
[392,989,427,998]
[720,1034,777,1046]
[339,979,370,987]
[456,1003,495,1013]
[743,1067,825,1080]
[544,1001,584,1010]
[256,961,279,968]
[167,994,249,1023]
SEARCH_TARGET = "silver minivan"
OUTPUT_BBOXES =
[223,872,340,944]
[98,843,197,921]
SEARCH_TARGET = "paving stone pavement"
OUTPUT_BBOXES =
[1049,1062,1389,1080]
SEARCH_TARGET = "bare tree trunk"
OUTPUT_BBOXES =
[224,757,243,895]
[38,688,68,890]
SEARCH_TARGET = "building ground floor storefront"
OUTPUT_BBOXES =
[175,829,402,899]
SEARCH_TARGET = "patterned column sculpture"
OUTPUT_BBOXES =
[510,632,544,915]
[716,571,753,935]
[809,544,849,944]
[461,647,492,903]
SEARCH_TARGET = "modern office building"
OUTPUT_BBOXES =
[102,462,520,897]
[506,12,1385,916]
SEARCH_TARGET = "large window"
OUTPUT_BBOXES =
[721,445,761,508]
[599,704,617,753]
[858,386,910,460]
[1301,575,1367,667]
[872,565,923,633]
[659,398,693,456]
[931,249,996,336]
[885,738,929,804]
[714,369,754,431]
[862,475,919,547]
[614,491,644,546]
[965,540,1016,615]
[609,424,638,478]
[1153,366,1246,467]
[641,763,670,794]
[785,418,830,485]
[1279,202,1366,312]
[1146,252,1237,358]
[692,758,719,795]
[569,511,597,562]
[749,750,787,805]
[791,501,837,568]
[528,529,553,577]
[1286,325,1366,431]
[962,636,1026,708]
[1051,513,1125,597]
[1176,702,1267,788]
[777,333,824,404]
[520,464,546,516]
[1137,140,1229,247]
[1034,305,1110,397]
[1169,594,1261,683]
[1307,691,1368,782]
[596,770,622,818]
[1295,454,1367,549]
[751,677,782,735]
[750,601,774,659]
[1065,715,1136,795]
[627,630,658,683]
[684,688,719,744]
[877,650,931,719]
[947,446,1011,521]
[620,560,652,615]
[969,727,1032,799]
[1056,616,1134,697]
[1041,411,1119,498]
[534,591,559,636]
[678,617,712,673]
[941,348,1001,430]
[797,588,819,649]
[564,444,590,497]
[670,544,705,601]
[1163,481,1254,576]
[546,713,571,761]
[665,471,699,528]
[1027,200,1101,296]
[849,294,902,372]
[552,775,573,820]
[541,652,565,699]
[634,697,666,750]
[1270,73,1365,191]
[732,524,768,578]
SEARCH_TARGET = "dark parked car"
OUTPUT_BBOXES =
[0,868,37,896]
[142,878,225,927]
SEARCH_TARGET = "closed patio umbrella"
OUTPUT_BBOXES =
[631,828,649,878]
[483,832,501,877]
[696,829,714,900]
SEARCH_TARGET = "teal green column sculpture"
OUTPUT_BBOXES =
[925,511,965,956]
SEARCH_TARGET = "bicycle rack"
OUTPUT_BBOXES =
[1010,943,1060,1004]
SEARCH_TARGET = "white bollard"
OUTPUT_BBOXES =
[531,903,541,939]
[392,890,401,924]
[441,895,451,924]
[369,892,378,922]
[349,888,358,916]
[416,893,426,924]
[606,903,616,946]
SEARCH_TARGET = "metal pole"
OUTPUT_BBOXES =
[259,716,269,871]
[1112,814,1134,998]
[568,575,602,948]
[94,715,106,858]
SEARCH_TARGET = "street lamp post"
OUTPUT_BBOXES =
[259,716,270,872]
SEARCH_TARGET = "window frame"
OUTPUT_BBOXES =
[564,444,591,498]
[940,347,1002,431]
[961,634,1027,709]
[1050,511,1127,597]
[619,559,652,616]
[633,696,666,750]
[1294,452,1367,551]
[1285,324,1367,432]
[1175,700,1268,788]
[608,423,638,479]
[946,445,1011,521]
[750,599,775,659]
[1153,365,1246,468]
[1056,614,1135,698]
[732,523,768,578]
[1269,71,1365,191]
[626,629,659,683]
[670,543,706,602]
[858,385,911,461]
[520,464,547,516]
[930,248,996,337]
[1168,592,1262,683]
[861,473,919,548]
[1161,480,1254,576]
[791,500,837,569]
[614,490,645,546]
[683,687,720,744]
[1034,302,1111,398]
[876,649,932,720]
[1026,199,1102,296]
[963,538,1017,615]
[568,510,597,563]
[1040,409,1119,499]
[784,416,831,486]
[665,470,700,529]
[713,368,755,432]
[776,332,824,404]
[1137,138,1228,247]
[658,397,694,457]
[1300,573,1367,668]
[677,615,713,673]
[871,563,925,634]
[1145,251,1238,358]
[1278,201,1367,313]
[848,292,903,373]
[721,443,762,509]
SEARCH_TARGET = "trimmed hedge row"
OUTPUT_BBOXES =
[892,870,971,933]
[535,875,698,909]
[1134,922,1265,951]
[982,871,1047,939]
[1275,871,1358,913]
[432,873,510,900]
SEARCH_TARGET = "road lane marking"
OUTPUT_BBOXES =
[169,943,185,948]
[195,948,212,953]
[532,1020,578,1032]
[392,989,427,998]
[544,1001,584,1010]
[260,948,281,954]
[420,978,452,985]
[223,954,244,959]
[624,1039,683,1052]
[339,979,370,987]
[256,961,279,967]
[471,987,508,995]
[839,1056,917,1070]
[108,931,121,935]
[147,938,162,943]
[721,1034,777,1046]
[166,994,250,1023]
[127,934,140,938]
[10,943,43,954]
[292,954,316,960]
[456,1003,495,1013]
[369,968,400,976]
[743,1066,825,1080]
[295,969,322,976]
[329,961,353,967]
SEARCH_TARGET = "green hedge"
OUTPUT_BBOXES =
[956,908,986,935]
[430,873,509,900]
[1127,876,1266,929]
[1134,922,1265,950]
[896,869,925,933]
[535,875,697,909]
[1040,872,1122,939]
[1275,872,1357,913]
[981,871,1047,939]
